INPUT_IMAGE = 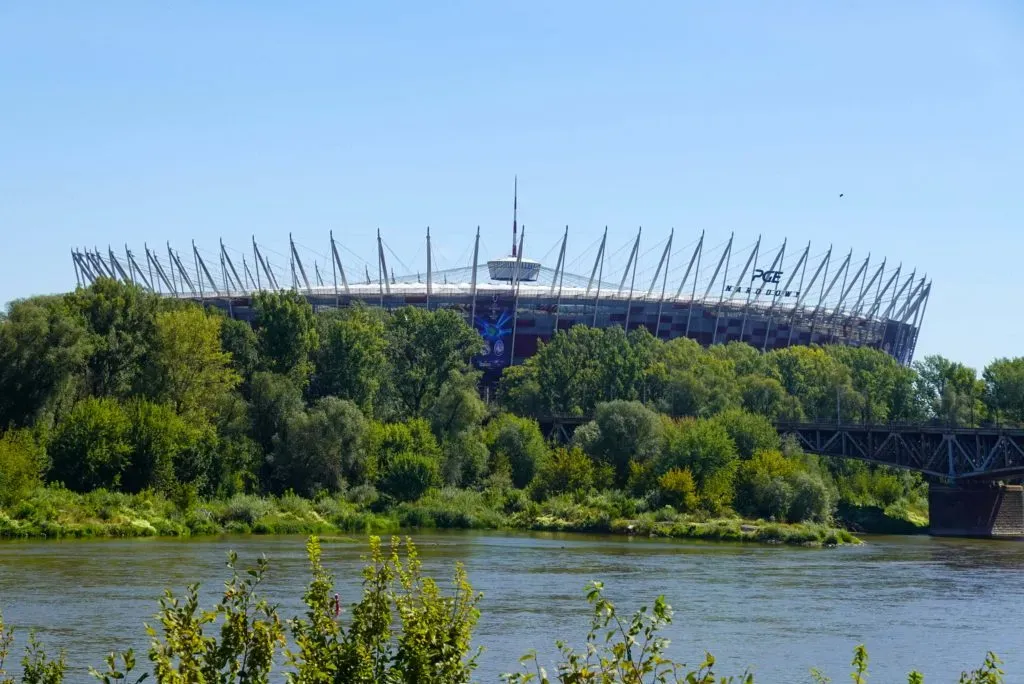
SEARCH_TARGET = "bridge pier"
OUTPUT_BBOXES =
[929,483,1024,538]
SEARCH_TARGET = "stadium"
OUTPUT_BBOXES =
[68,194,930,378]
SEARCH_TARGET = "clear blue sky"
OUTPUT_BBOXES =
[2,1,1021,371]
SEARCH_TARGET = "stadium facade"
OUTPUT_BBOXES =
[69,202,930,378]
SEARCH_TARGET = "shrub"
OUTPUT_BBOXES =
[484,414,548,489]
[657,467,699,513]
[218,494,275,525]
[0,429,46,507]
[49,397,132,491]
[378,452,440,502]
[788,471,834,523]
[530,447,594,500]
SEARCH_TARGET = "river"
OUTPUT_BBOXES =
[1,531,1022,683]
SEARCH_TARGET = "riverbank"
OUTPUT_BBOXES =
[0,486,860,547]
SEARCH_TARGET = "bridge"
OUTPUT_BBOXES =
[538,415,1024,538]
[774,422,1024,482]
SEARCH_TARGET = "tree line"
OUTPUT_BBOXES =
[1,277,1022,527]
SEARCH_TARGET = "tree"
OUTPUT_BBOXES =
[914,355,984,425]
[440,430,490,488]
[657,417,738,512]
[220,316,260,386]
[150,308,240,418]
[122,398,208,494]
[272,397,369,496]
[427,371,487,441]
[49,397,132,491]
[67,278,161,399]
[827,345,922,422]
[733,449,797,519]
[646,337,740,417]
[574,401,663,489]
[0,295,91,429]
[385,307,480,417]
[739,375,803,421]
[247,372,305,464]
[252,291,319,383]
[983,357,1024,425]
[310,305,388,414]
[484,414,548,489]
[708,341,778,379]
[711,408,780,459]
[768,345,858,421]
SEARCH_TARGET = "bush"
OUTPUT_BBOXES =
[530,447,594,500]
[0,429,46,506]
[788,471,834,523]
[49,397,132,491]
[378,451,440,502]
[657,468,699,513]
[484,414,548,489]
[218,494,275,525]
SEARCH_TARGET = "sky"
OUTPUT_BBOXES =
[1,1,1022,371]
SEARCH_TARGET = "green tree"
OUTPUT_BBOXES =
[272,397,369,496]
[310,305,388,414]
[484,414,548,489]
[734,449,797,520]
[982,357,1024,425]
[574,401,663,489]
[122,398,208,494]
[768,345,860,422]
[708,340,777,378]
[914,355,984,425]
[827,345,923,422]
[150,308,240,418]
[646,337,740,417]
[440,430,490,488]
[248,372,304,461]
[67,278,161,400]
[711,408,780,459]
[0,429,47,506]
[657,417,738,512]
[49,397,132,491]
[0,296,90,429]
[253,291,319,383]
[739,375,803,421]
[384,307,480,417]
[220,316,260,386]
[427,372,487,441]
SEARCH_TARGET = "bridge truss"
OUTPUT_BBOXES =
[776,423,1024,482]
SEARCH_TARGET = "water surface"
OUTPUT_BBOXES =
[1,531,1022,683]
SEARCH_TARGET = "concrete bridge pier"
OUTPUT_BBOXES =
[929,483,1024,538]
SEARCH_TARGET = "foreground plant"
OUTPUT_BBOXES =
[0,609,67,684]
[286,535,481,683]
[502,581,753,684]
[504,585,1005,684]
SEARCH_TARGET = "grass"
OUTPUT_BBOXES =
[0,485,860,547]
